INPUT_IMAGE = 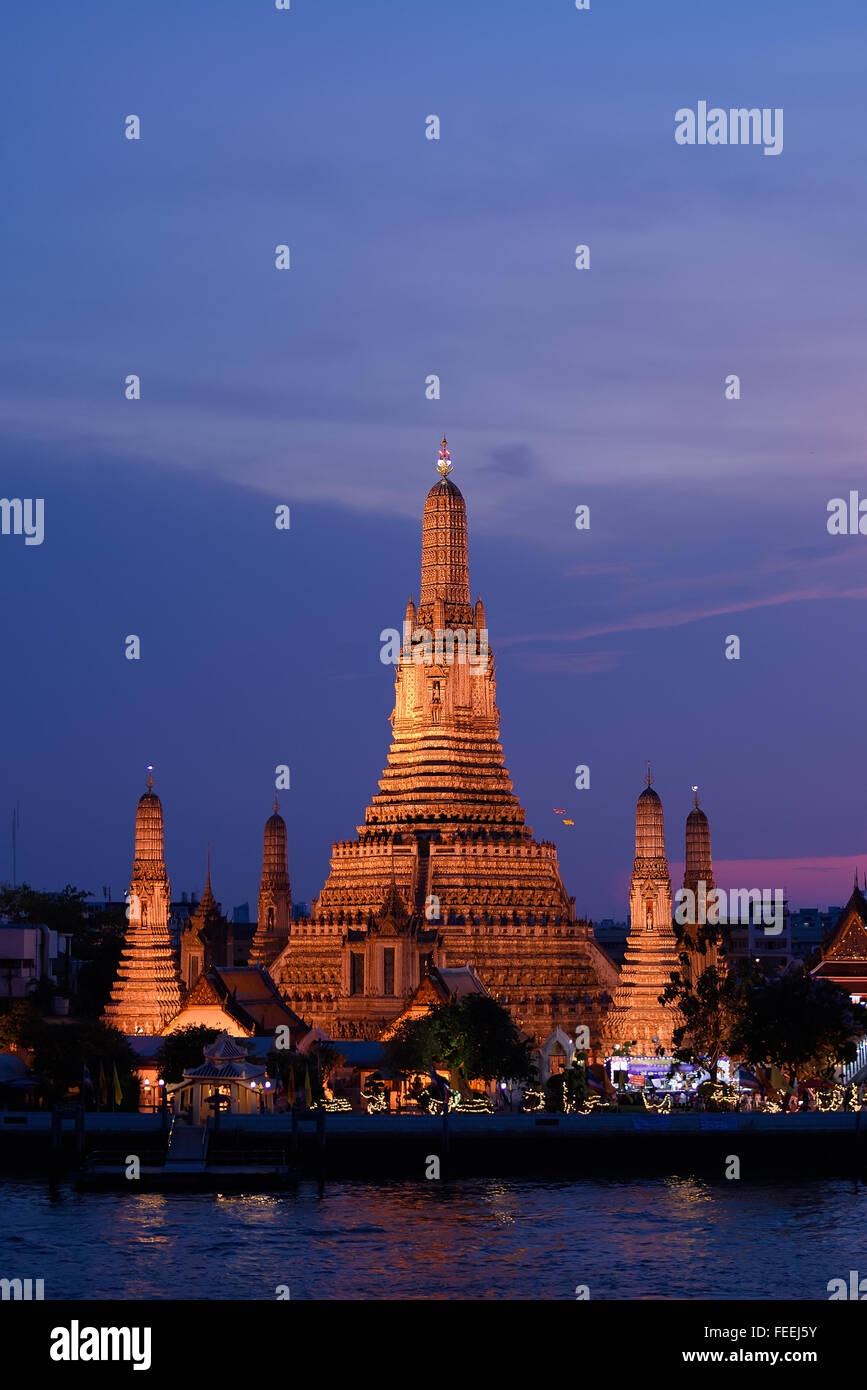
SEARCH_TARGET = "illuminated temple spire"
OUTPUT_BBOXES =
[681,786,719,985]
[250,797,292,967]
[601,772,683,1054]
[418,437,472,621]
[272,441,612,1046]
[365,440,521,828]
[684,787,714,898]
[180,850,233,983]
[104,769,182,1035]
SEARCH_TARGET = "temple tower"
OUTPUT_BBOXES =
[602,768,683,1054]
[250,799,292,968]
[179,853,233,988]
[270,441,614,1042]
[681,787,719,985]
[104,770,183,1034]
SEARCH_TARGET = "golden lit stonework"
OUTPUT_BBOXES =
[601,770,683,1055]
[103,770,183,1035]
[270,448,616,1042]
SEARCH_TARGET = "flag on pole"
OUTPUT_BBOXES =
[304,1064,313,1109]
[82,1064,94,1095]
[98,1061,108,1107]
[287,1066,296,1107]
[112,1062,123,1106]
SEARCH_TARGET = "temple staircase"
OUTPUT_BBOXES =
[164,1121,209,1173]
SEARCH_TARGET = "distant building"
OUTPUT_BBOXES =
[789,906,840,963]
[724,902,792,971]
[0,923,73,999]
[593,920,628,965]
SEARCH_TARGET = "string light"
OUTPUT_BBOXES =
[816,1085,844,1112]
[521,1089,545,1113]
[577,1095,606,1115]
[361,1088,388,1114]
[641,1091,671,1113]
[454,1095,494,1114]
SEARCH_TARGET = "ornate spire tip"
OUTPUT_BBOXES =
[436,436,453,479]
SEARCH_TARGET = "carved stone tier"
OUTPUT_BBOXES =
[104,775,183,1036]
[601,782,683,1055]
[270,461,612,1046]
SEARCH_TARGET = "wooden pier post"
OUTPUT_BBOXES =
[316,1101,326,1158]
[289,1099,298,1161]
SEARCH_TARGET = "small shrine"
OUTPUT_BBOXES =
[168,1032,275,1124]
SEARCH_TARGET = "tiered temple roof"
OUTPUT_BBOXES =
[811,877,867,1000]
[103,770,183,1035]
[601,770,683,1055]
[271,442,613,1043]
[250,799,292,967]
[680,788,720,985]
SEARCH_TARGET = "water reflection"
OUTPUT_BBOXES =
[0,1177,862,1300]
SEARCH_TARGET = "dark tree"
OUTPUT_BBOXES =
[21,1018,139,1107]
[383,994,534,1090]
[726,966,863,1088]
[155,1026,221,1083]
[662,920,747,1082]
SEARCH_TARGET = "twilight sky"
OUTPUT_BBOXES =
[2,0,867,920]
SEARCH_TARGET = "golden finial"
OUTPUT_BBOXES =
[436,436,453,479]
[146,765,154,792]
[273,796,279,814]
[692,784,700,808]
[645,761,653,788]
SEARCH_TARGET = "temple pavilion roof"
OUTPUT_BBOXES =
[812,882,867,974]
[182,1031,266,1081]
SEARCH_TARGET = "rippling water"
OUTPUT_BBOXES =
[0,1177,862,1300]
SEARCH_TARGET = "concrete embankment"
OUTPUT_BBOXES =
[1,1110,865,1180]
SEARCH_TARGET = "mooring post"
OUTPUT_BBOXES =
[49,1105,62,1181]
[316,1101,326,1156]
[50,1104,62,1177]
